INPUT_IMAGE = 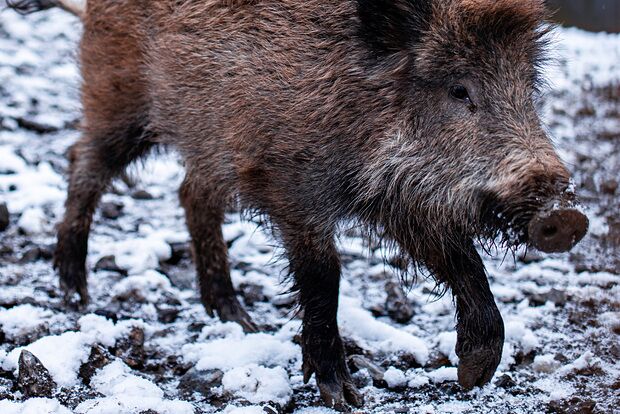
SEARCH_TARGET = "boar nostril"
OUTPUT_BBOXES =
[542,225,557,238]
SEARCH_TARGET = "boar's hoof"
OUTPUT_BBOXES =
[58,273,89,307]
[208,296,258,333]
[457,343,502,390]
[528,208,588,253]
[303,359,363,411]
[317,379,364,412]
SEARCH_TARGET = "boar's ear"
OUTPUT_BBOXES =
[356,0,433,57]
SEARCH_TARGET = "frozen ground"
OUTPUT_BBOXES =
[0,8,619,414]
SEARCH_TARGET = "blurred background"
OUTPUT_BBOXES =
[548,0,619,32]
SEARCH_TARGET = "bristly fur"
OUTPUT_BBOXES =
[356,0,433,57]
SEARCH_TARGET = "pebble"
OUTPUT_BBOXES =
[131,189,155,200]
[494,374,516,389]
[385,280,414,323]
[529,288,567,307]
[94,255,127,275]
[17,350,56,398]
[166,242,191,265]
[0,202,9,232]
[177,367,224,397]
[115,327,146,369]
[600,179,618,195]
[79,345,111,385]
[348,355,387,388]
[240,283,268,306]
[100,201,124,219]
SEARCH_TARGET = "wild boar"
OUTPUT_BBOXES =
[8,0,588,409]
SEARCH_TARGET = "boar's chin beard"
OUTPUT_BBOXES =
[475,189,543,251]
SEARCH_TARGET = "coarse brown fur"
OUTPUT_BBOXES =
[9,0,583,409]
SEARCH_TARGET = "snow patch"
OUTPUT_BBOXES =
[75,360,194,414]
[0,304,53,340]
[222,364,292,405]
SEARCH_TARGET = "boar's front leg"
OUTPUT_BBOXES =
[426,239,504,389]
[281,227,363,410]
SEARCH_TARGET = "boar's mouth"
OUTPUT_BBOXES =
[477,191,589,253]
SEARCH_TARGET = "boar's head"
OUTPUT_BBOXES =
[356,0,588,255]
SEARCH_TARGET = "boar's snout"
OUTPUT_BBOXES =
[527,207,588,253]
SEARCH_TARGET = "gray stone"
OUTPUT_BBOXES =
[0,202,9,232]
[385,281,414,323]
[178,367,224,397]
[17,350,56,398]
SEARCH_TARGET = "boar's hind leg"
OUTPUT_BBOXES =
[281,227,363,410]
[179,175,257,333]
[427,240,504,390]
[55,127,153,305]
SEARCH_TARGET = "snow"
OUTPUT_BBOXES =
[426,367,458,384]
[16,207,47,235]
[383,367,407,389]
[436,331,458,365]
[338,296,429,365]
[182,324,300,371]
[222,364,292,405]
[504,320,540,354]
[1,314,142,387]
[0,305,53,340]
[0,398,73,414]
[75,360,194,414]
[0,6,618,414]
[532,354,560,374]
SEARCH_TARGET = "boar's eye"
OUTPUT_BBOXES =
[449,85,471,103]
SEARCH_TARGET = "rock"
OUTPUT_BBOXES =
[546,289,567,307]
[19,246,42,263]
[131,189,154,200]
[348,355,386,387]
[100,201,124,219]
[157,307,179,324]
[262,403,282,414]
[529,288,567,307]
[79,345,111,385]
[177,367,224,397]
[17,350,56,398]
[518,249,544,264]
[15,117,59,134]
[0,202,9,232]
[547,397,596,414]
[240,283,267,306]
[385,280,414,323]
[166,242,191,265]
[0,377,14,400]
[115,327,146,369]
[600,179,618,195]
[494,374,516,389]
[94,255,127,276]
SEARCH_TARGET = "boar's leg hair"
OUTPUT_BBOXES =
[55,125,153,305]
[179,173,257,333]
[54,4,153,306]
[281,222,363,409]
[424,238,504,389]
